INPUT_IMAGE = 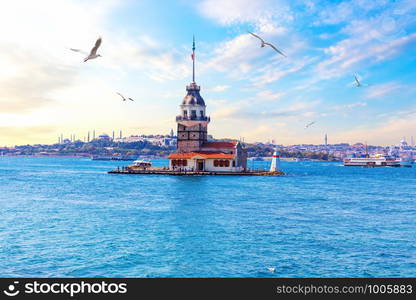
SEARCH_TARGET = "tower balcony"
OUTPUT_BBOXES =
[176,115,210,122]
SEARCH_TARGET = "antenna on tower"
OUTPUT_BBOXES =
[192,35,195,83]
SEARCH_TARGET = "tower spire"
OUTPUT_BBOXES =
[192,35,195,83]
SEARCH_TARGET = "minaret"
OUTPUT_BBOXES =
[325,133,328,146]
[176,37,210,153]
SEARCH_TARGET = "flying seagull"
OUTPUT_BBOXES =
[248,31,286,57]
[70,37,102,62]
[353,74,369,87]
[305,121,316,129]
[116,92,134,102]
[354,74,362,87]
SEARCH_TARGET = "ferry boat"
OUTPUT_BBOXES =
[343,154,400,167]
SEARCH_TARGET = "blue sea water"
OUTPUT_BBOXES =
[0,156,415,277]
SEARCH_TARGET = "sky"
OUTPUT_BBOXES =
[0,0,415,146]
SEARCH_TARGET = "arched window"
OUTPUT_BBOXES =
[182,160,187,166]
[232,160,236,167]
[219,160,224,167]
[225,160,230,167]
[214,160,219,167]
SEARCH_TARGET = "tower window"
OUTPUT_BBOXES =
[200,110,203,117]
[183,110,187,117]
[191,110,197,119]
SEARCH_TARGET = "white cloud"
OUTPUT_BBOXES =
[315,0,416,79]
[197,0,292,32]
[251,60,307,86]
[211,100,320,120]
[254,90,285,102]
[336,111,416,145]
[203,33,261,77]
[365,82,405,99]
[0,0,119,118]
[331,102,367,111]
[206,85,231,92]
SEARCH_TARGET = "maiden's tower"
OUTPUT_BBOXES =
[168,38,247,172]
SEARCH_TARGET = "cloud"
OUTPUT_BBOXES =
[254,90,285,102]
[364,82,405,99]
[0,46,77,113]
[0,125,56,145]
[336,111,416,145]
[315,0,416,79]
[197,0,292,31]
[202,33,261,77]
[0,0,120,115]
[250,60,308,86]
[317,1,355,25]
[316,32,416,79]
[212,100,320,120]
[206,85,231,92]
[330,102,367,111]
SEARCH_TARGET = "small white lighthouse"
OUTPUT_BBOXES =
[269,150,280,172]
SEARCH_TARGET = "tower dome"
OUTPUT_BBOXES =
[182,82,205,106]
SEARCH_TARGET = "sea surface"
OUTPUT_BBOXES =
[0,156,415,277]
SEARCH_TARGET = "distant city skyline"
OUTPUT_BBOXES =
[1,0,416,146]
[20,130,416,148]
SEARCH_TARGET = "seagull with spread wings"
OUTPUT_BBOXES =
[70,37,102,62]
[248,31,286,57]
[116,92,134,102]
[305,121,316,129]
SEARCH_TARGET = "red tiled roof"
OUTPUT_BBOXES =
[168,152,235,159]
[201,141,237,149]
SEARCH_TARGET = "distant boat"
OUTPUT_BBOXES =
[280,157,300,162]
[343,154,402,167]
[126,159,152,170]
[251,157,264,161]
[91,155,138,161]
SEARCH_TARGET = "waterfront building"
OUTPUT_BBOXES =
[168,38,247,172]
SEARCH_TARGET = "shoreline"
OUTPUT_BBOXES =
[0,155,341,162]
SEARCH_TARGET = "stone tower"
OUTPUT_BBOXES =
[176,37,210,153]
